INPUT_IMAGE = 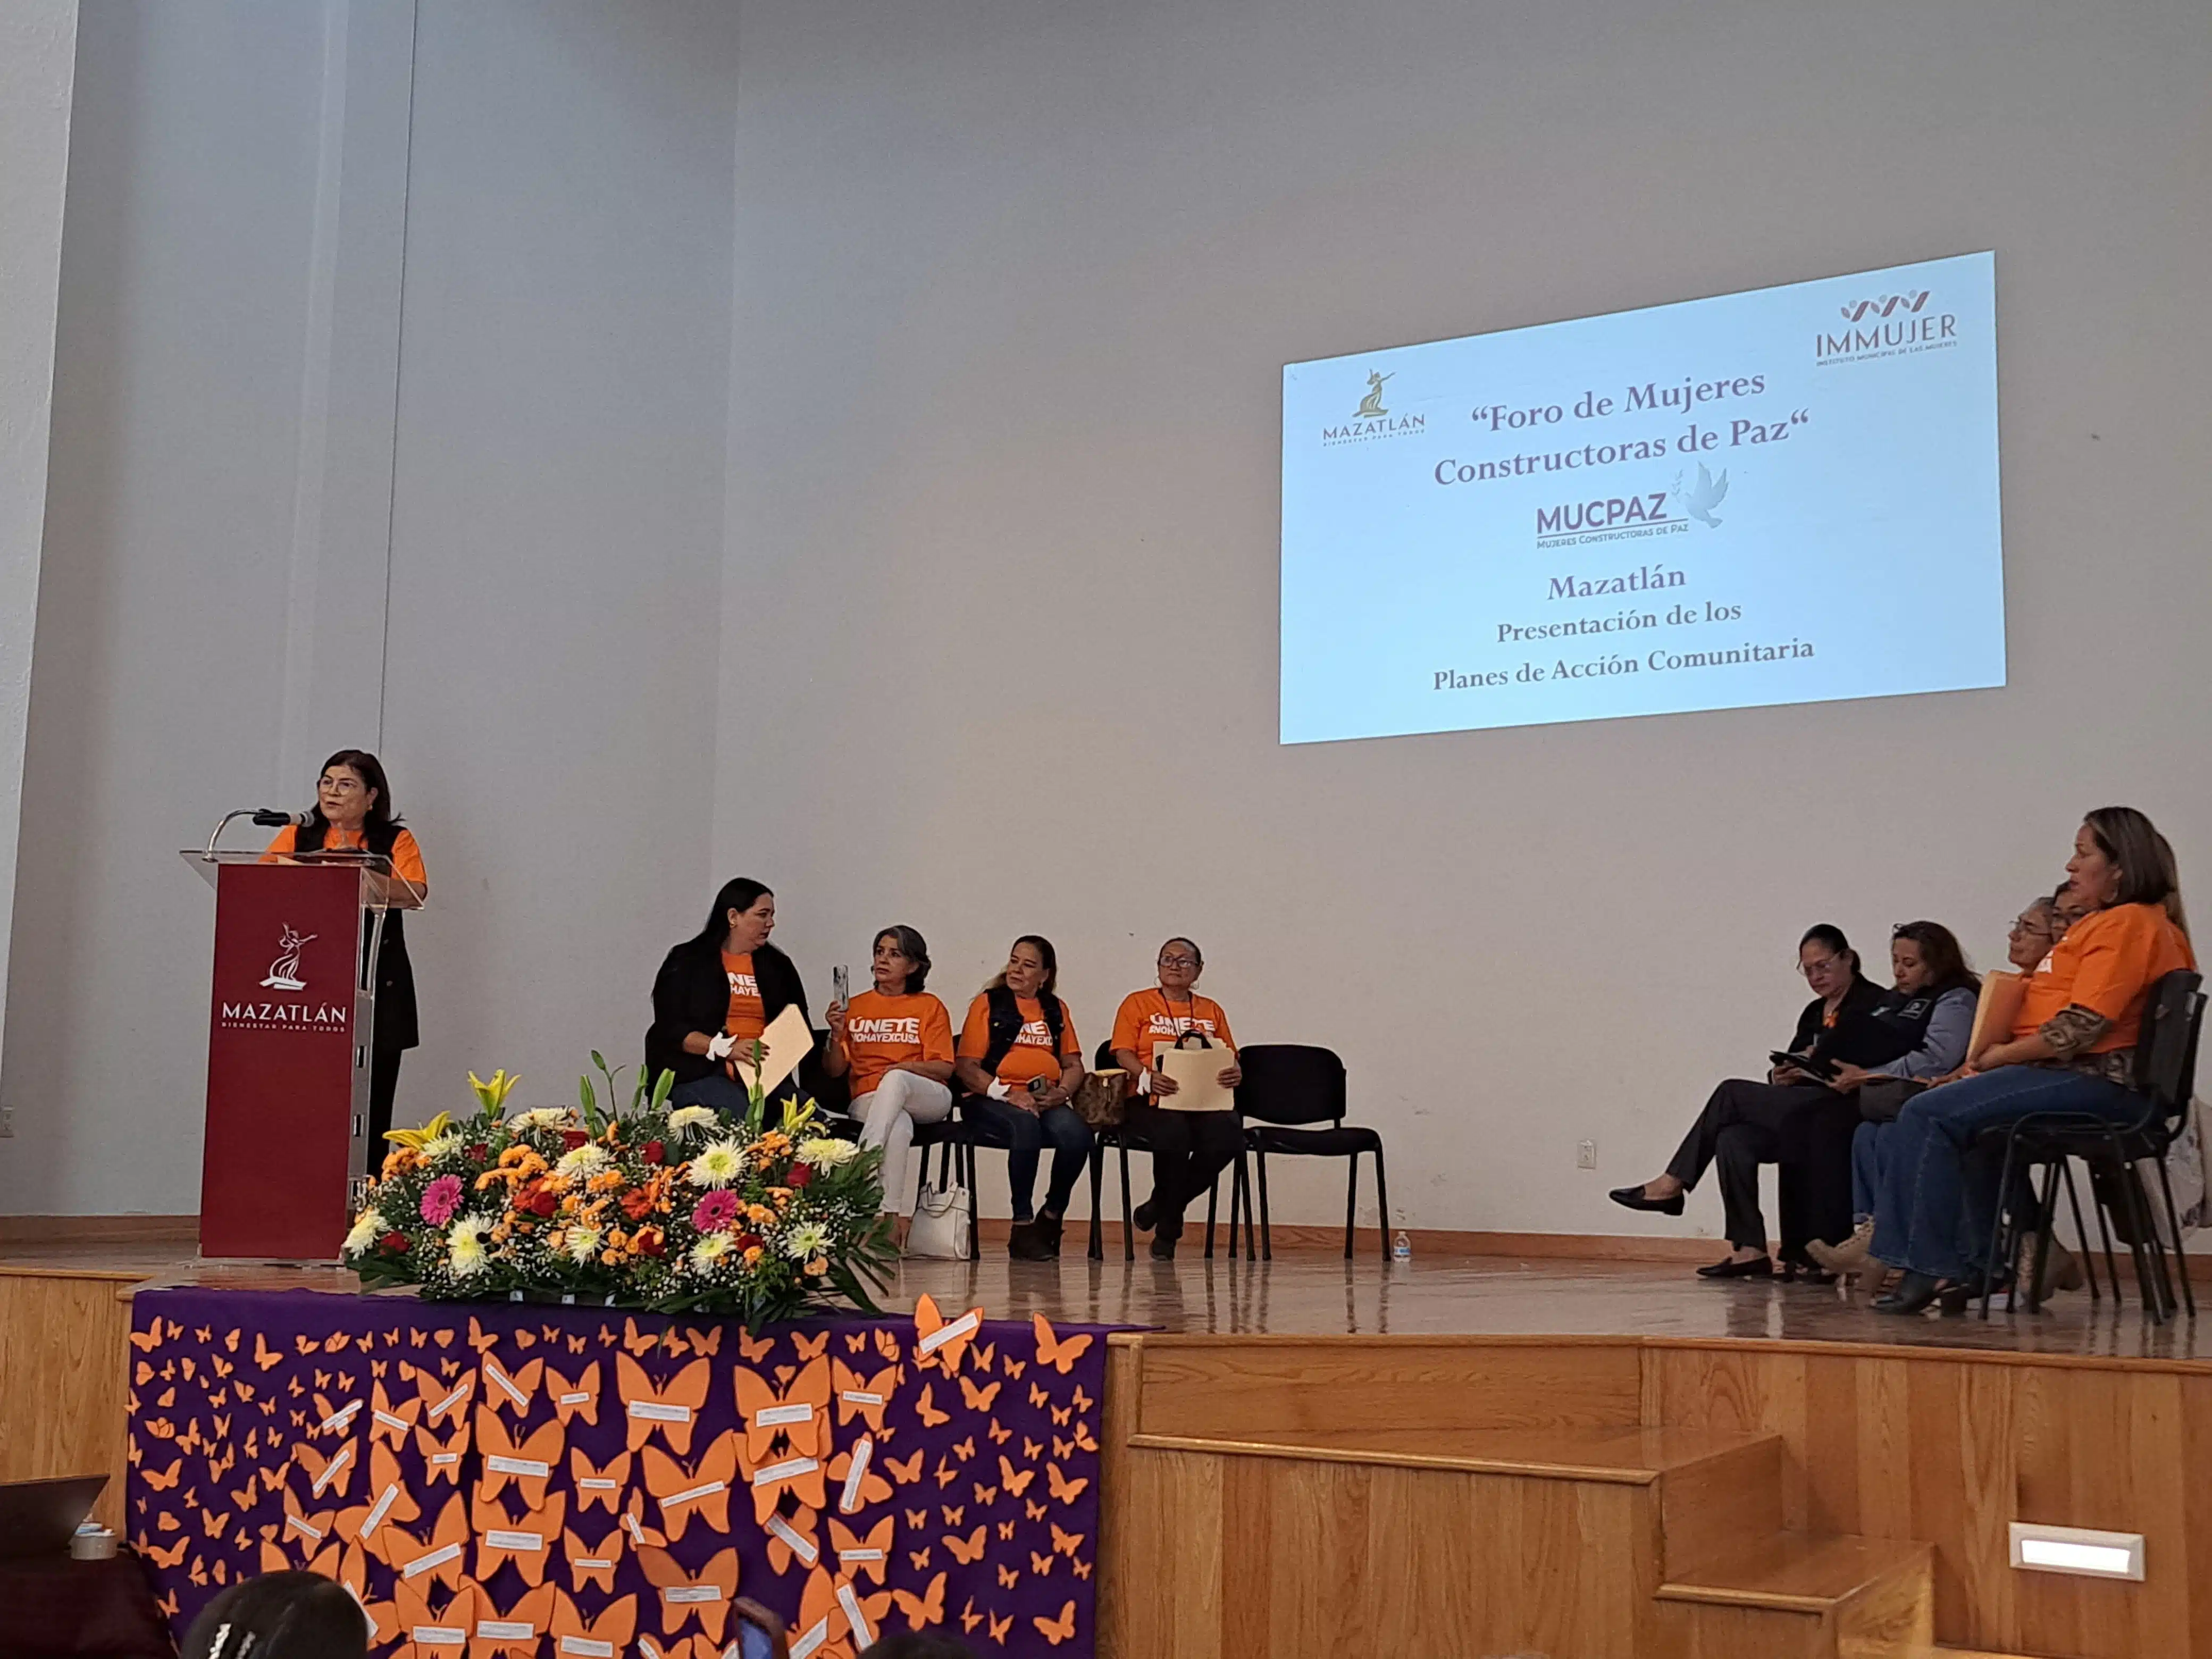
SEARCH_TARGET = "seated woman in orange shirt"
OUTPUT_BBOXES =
[953,935,1089,1261]
[1111,937,1244,1260]
[262,749,427,1152]
[1869,807,2194,1313]
[823,925,956,1247]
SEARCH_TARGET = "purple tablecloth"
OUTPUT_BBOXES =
[126,1288,1114,1657]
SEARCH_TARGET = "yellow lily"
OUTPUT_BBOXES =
[467,1069,523,1114]
[384,1110,456,1150]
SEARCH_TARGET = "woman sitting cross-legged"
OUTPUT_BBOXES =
[1111,937,1244,1261]
[953,935,1091,1261]
[1610,924,1887,1278]
[824,925,956,1250]
[1869,807,2194,1314]
[1790,921,1981,1278]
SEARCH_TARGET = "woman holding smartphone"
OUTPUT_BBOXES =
[823,926,956,1247]
[953,935,1089,1260]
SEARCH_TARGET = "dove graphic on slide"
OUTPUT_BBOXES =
[1677,463,1729,527]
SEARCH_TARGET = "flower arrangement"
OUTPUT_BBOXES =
[343,1057,894,1327]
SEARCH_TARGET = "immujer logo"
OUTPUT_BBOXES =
[1320,367,1427,446]
[1838,291,1929,323]
[1817,288,1958,363]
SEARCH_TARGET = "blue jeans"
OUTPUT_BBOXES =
[1871,1066,2144,1279]
[965,1096,1092,1221]
[1850,1119,1891,1222]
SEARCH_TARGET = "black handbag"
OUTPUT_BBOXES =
[1857,1077,1925,1124]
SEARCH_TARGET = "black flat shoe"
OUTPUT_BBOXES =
[1132,1200,1158,1233]
[1033,1212,1065,1258]
[1696,1254,1774,1279]
[1872,1270,1943,1313]
[1007,1220,1050,1261]
[1149,1231,1177,1260]
[1609,1184,1686,1216]
[1779,1259,1839,1286]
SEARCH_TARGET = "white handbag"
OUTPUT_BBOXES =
[906,1176,971,1259]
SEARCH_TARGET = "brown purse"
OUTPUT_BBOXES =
[1070,1067,1129,1128]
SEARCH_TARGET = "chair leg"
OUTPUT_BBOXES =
[2021,1161,2059,1313]
[1240,1151,1257,1261]
[965,1143,981,1263]
[1203,1175,1219,1261]
[1256,1153,1273,1262]
[1981,1129,2024,1319]
[2058,1159,2102,1302]
[2155,1153,2195,1316]
[1087,1144,1104,1262]
[2101,1142,2163,1323]
[2087,1155,2124,1309]
[1119,1140,1136,1263]
[1372,1145,1392,1264]
[2122,1152,2173,1323]
[1342,1152,1359,1262]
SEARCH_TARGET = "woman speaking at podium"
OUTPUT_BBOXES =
[261,749,427,1151]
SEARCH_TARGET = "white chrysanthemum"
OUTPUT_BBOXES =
[563,1224,602,1264]
[508,1107,573,1133]
[419,1130,464,1162]
[666,1105,719,1139]
[555,1143,611,1180]
[795,1137,859,1170]
[447,1215,494,1276]
[690,1231,734,1270]
[344,1208,385,1255]
[687,1136,747,1189]
[782,1221,829,1261]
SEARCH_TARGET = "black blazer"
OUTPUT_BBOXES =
[645,937,814,1088]
[1789,978,1889,1068]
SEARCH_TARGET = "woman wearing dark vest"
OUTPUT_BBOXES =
[953,935,1089,1261]
[1610,924,1885,1278]
[261,749,425,1152]
[646,877,818,1114]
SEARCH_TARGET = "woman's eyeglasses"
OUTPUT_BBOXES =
[1158,955,1198,970]
[1797,954,1845,978]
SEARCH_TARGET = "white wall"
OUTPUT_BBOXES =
[0,0,78,1119]
[0,1,739,1213]
[719,0,2211,1234]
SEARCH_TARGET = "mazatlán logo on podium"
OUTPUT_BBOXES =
[261,924,316,992]
[1817,287,1959,364]
[1320,368,1426,447]
[221,924,348,1031]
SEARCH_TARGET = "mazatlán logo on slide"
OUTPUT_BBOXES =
[1816,286,1960,365]
[1320,368,1427,446]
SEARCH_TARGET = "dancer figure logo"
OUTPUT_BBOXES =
[260,924,317,992]
[1352,370,1392,420]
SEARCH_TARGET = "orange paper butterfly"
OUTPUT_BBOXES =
[568,1445,631,1515]
[550,1589,638,1653]
[828,1515,893,1583]
[563,1520,627,1594]
[474,1407,565,1506]
[640,1546,740,1641]
[471,1488,567,1585]
[832,1360,900,1432]
[617,1354,712,1454]
[909,1295,982,1375]
[641,1429,740,1542]
[828,1436,893,1514]
[763,1506,822,1575]
[545,1362,600,1426]
[732,1356,832,1461]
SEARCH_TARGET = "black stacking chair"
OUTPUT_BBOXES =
[1235,1043,1389,1262]
[1083,1041,1254,1261]
[1980,969,2204,1321]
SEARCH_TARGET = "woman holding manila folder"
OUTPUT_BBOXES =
[1112,937,1244,1261]
[645,877,817,1115]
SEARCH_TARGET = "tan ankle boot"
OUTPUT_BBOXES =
[1807,1218,1875,1275]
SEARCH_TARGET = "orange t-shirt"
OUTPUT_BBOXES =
[958,993,1080,1093]
[721,951,766,1043]
[261,824,428,888]
[1110,988,1236,1070]
[2015,902,2195,1052]
[841,990,954,1100]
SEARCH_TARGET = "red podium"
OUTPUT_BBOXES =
[183,827,424,1260]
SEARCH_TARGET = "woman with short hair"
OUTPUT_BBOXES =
[953,935,1089,1260]
[1870,807,2195,1313]
[825,926,956,1246]
[1111,937,1244,1260]
[646,877,816,1113]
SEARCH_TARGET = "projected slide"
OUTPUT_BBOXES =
[1279,252,2002,744]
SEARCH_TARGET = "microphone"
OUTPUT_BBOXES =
[250,809,311,827]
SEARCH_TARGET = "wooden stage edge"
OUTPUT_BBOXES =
[5,1247,2209,1658]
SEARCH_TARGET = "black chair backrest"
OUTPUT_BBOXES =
[1094,1038,1117,1071]
[2134,969,2205,1118]
[1234,1044,1346,1127]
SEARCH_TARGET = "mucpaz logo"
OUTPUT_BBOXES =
[1320,367,1426,446]
[260,924,316,992]
[1673,464,1729,528]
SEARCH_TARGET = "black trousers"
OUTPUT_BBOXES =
[1664,1078,1848,1255]
[1125,1101,1244,1235]
[368,1047,405,1157]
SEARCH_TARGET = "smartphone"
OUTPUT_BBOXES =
[733,1600,789,1659]
[1770,1050,1838,1080]
[833,965,850,1007]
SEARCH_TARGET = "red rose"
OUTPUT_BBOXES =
[735,1233,763,1252]
[636,1229,665,1258]
[379,1231,408,1253]
[642,1140,665,1166]
[787,1164,814,1189]
[560,1129,590,1151]
[529,1188,558,1218]
[466,1143,489,1163]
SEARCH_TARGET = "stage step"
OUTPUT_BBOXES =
[1125,1420,1777,1484]
[1655,1530,1932,1659]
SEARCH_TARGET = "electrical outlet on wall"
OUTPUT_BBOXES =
[0,1104,15,1137]
[1576,1138,1596,1169]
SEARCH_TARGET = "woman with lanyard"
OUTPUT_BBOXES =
[261,749,426,1152]
[646,877,817,1114]
[1110,937,1243,1260]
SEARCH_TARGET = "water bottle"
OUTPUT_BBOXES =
[1392,1229,1412,1262]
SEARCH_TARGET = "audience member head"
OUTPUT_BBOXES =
[2009,896,2060,969]
[1155,936,1204,994]
[1796,924,1860,1003]
[986,935,1059,1000]
[699,877,776,952]
[181,1572,368,1659]
[2074,807,2184,928]
[871,925,931,995]
[858,1636,979,1659]
[1890,921,1976,996]
[2049,880,2090,938]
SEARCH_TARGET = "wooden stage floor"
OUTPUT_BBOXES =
[4,1235,2205,1360]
